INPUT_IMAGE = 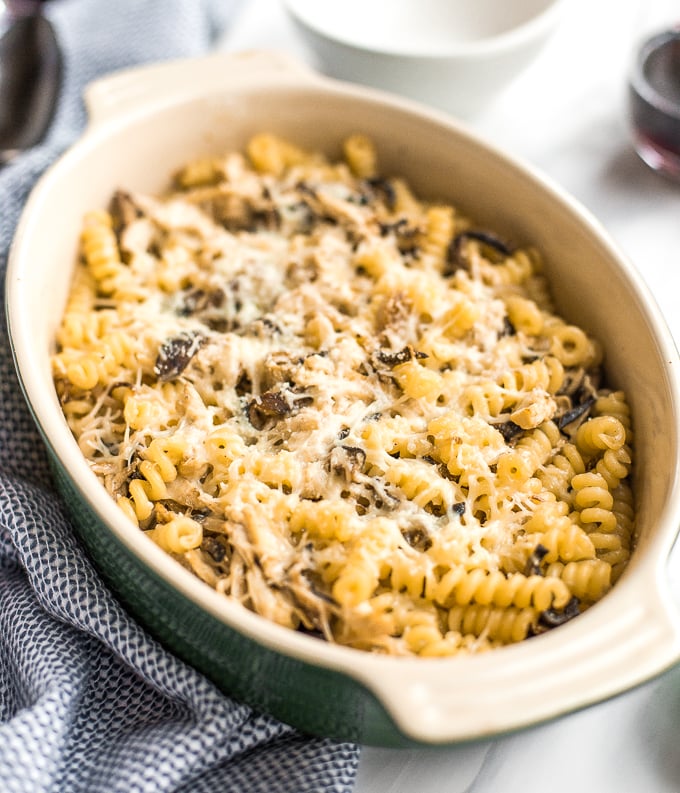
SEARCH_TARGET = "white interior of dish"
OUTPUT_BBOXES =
[7,51,680,744]
[284,0,564,56]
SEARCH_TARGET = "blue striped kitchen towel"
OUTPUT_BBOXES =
[0,1,359,790]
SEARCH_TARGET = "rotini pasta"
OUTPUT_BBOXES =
[52,134,636,657]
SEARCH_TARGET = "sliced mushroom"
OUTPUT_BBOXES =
[446,229,513,274]
[154,331,206,381]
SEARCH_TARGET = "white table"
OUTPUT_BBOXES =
[219,2,680,790]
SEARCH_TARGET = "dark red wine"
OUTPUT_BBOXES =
[629,29,680,178]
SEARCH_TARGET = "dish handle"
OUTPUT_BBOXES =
[83,50,320,130]
[360,552,680,744]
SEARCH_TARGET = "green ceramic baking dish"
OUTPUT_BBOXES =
[6,50,680,747]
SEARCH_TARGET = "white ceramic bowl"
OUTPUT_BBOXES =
[6,50,680,746]
[282,0,568,116]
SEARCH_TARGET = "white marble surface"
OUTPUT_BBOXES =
[219,1,680,790]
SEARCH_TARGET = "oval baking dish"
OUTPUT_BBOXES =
[6,50,680,747]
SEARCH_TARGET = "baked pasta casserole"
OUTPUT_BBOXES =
[52,134,635,656]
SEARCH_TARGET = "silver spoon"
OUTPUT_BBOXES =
[0,0,61,164]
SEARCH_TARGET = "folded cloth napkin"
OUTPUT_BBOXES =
[0,1,360,790]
